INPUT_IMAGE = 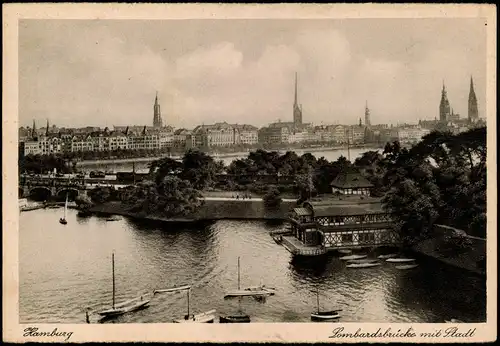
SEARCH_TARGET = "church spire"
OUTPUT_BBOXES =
[468,76,479,122]
[292,72,302,128]
[153,92,162,127]
[32,119,37,139]
[45,119,50,136]
[439,80,451,122]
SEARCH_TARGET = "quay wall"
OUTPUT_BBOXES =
[89,199,296,222]
[412,224,486,276]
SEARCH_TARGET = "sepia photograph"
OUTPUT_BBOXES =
[3,3,496,343]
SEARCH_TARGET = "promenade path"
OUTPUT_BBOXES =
[202,196,297,202]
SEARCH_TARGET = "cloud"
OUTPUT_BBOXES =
[19,20,486,129]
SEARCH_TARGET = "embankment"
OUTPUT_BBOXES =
[412,224,486,276]
[89,199,296,222]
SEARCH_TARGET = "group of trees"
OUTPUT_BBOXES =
[352,127,487,244]
[78,127,488,239]
[19,154,74,174]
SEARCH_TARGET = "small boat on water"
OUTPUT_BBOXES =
[340,254,367,261]
[174,309,216,323]
[338,249,352,254]
[96,253,150,319]
[395,264,419,270]
[377,253,398,259]
[310,287,341,322]
[346,262,382,269]
[346,259,379,264]
[386,258,416,263]
[219,312,251,323]
[224,257,275,299]
[59,195,68,225]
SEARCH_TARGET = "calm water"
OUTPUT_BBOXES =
[78,148,378,173]
[20,208,486,323]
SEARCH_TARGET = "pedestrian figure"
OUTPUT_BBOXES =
[236,195,239,200]
[85,310,90,324]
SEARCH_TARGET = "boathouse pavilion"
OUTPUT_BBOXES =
[280,170,399,256]
[330,168,373,195]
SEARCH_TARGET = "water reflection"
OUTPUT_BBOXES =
[19,209,486,323]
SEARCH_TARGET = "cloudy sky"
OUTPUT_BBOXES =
[19,19,486,129]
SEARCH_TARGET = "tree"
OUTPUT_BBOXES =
[181,149,221,190]
[88,186,114,205]
[263,187,282,211]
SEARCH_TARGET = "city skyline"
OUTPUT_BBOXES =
[19,19,486,129]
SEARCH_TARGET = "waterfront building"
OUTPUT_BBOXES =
[173,128,194,150]
[468,76,479,123]
[192,122,236,149]
[281,169,398,256]
[330,169,373,195]
[21,140,41,155]
[232,124,259,146]
[348,123,366,144]
[331,125,348,143]
[258,122,292,145]
[394,126,431,144]
[70,134,94,152]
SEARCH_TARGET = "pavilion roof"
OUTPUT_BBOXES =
[330,169,373,189]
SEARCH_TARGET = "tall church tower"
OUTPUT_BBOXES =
[31,120,37,139]
[468,76,479,122]
[153,92,163,128]
[364,101,371,127]
[439,82,451,122]
[293,72,303,128]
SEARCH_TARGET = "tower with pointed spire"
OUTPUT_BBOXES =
[364,101,371,127]
[31,119,37,139]
[439,81,451,122]
[468,76,479,122]
[45,119,50,136]
[153,92,163,128]
[293,72,303,129]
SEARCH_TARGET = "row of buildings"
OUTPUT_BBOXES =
[19,75,484,156]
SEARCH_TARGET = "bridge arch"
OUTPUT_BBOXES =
[56,188,79,201]
[29,187,52,201]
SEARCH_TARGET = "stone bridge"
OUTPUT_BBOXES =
[19,177,125,201]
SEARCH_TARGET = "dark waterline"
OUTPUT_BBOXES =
[19,208,486,323]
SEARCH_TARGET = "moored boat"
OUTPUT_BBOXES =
[338,249,352,255]
[340,254,367,261]
[386,258,416,263]
[311,310,342,321]
[311,287,341,322]
[395,264,419,270]
[346,262,382,269]
[346,259,379,264]
[219,313,251,323]
[224,257,275,299]
[377,253,398,259]
[95,253,151,319]
[174,309,216,323]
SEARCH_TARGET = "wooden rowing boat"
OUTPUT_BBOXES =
[346,262,382,269]
[377,253,398,259]
[340,254,367,261]
[386,258,416,263]
[395,264,419,270]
